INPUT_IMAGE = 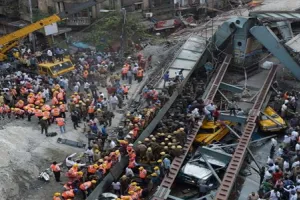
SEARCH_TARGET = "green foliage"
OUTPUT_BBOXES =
[84,13,149,50]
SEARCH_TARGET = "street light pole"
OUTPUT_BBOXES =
[28,0,36,52]
[120,8,126,62]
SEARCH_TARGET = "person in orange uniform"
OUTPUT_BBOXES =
[79,180,97,199]
[42,109,51,125]
[87,164,98,178]
[15,108,25,119]
[59,102,67,118]
[121,65,129,80]
[122,85,129,100]
[56,117,66,133]
[51,106,61,123]
[139,166,147,185]
[35,106,43,121]
[50,161,61,182]
[52,96,59,106]
[62,189,76,199]
[3,104,11,119]
[88,104,95,120]
[136,67,144,83]
[53,192,61,200]
[27,106,35,121]
[83,70,89,81]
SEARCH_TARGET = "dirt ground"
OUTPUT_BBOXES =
[0,42,182,200]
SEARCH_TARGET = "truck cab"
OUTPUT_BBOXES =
[38,58,75,78]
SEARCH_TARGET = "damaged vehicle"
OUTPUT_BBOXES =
[177,144,232,186]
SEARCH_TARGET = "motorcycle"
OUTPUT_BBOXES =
[38,168,51,182]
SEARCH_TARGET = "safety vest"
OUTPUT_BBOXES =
[57,92,64,101]
[27,96,35,104]
[3,105,10,113]
[62,190,74,199]
[52,97,58,105]
[35,109,43,117]
[87,165,97,174]
[51,108,60,117]
[50,164,60,172]
[56,118,65,126]
[88,106,95,114]
[128,160,136,168]
[131,192,139,200]
[122,67,129,75]
[53,197,60,200]
[137,70,143,77]
[106,161,112,169]
[53,91,59,98]
[43,111,51,119]
[80,181,92,191]
[16,100,24,108]
[28,107,35,114]
[83,70,89,78]
[59,104,66,112]
[17,109,25,115]
[42,105,51,111]
[139,169,147,179]
[122,86,129,93]
[121,196,132,200]
[36,94,43,100]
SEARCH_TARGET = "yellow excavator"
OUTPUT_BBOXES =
[0,0,98,61]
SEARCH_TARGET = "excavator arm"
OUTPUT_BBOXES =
[0,0,98,60]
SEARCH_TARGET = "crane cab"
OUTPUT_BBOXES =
[38,58,75,78]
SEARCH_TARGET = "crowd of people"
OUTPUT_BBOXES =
[245,91,300,200]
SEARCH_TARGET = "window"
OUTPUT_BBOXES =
[50,61,73,75]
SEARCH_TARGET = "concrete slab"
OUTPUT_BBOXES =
[253,0,300,11]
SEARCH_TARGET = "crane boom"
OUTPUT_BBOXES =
[0,0,97,46]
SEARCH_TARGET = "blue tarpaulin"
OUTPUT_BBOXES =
[72,42,90,49]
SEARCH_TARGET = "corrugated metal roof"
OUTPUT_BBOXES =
[249,11,300,21]
[285,34,300,52]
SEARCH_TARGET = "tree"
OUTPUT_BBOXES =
[84,12,149,50]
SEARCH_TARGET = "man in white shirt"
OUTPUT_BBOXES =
[85,147,94,163]
[125,167,134,177]
[296,142,300,152]
[84,82,90,93]
[281,103,288,118]
[112,181,121,195]
[65,153,86,169]
[47,49,53,63]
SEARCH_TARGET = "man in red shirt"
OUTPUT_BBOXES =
[213,108,220,124]
[272,169,283,183]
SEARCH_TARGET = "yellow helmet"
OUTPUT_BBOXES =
[52,106,56,108]
[35,106,39,109]
[128,191,134,195]
[97,109,101,112]
[93,164,99,168]
[74,92,78,95]
[95,149,99,153]
[54,192,61,197]
[151,173,157,176]
[98,159,104,163]
[160,152,166,156]
[73,163,78,168]
[91,180,97,184]
[79,100,83,103]
[157,159,162,163]
[77,171,83,175]
[138,166,144,170]
[59,102,63,104]
[11,108,15,111]
[131,182,137,186]
[154,166,159,170]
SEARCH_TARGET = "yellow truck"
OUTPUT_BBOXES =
[38,58,75,78]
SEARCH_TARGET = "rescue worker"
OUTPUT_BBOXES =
[79,180,97,199]
[122,84,129,100]
[42,109,51,125]
[62,189,76,199]
[87,164,98,178]
[146,147,154,163]
[56,117,66,133]
[40,117,49,135]
[136,67,144,83]
[53,192,61,200]
[88,104,95,120]
[59,102,67,118]
[139,166,147,185]
[51,106,61,123]
[50,161,61,182]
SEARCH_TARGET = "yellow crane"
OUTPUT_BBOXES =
[0,0,98,61]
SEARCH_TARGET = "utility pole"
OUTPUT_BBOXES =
[28,0,36,52]
[120,8,126,62]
